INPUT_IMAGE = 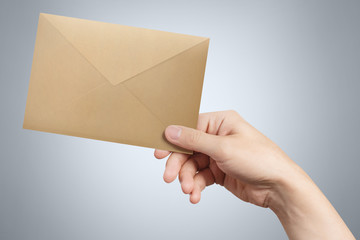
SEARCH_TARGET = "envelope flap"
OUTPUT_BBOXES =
[41,13,208,86]
[124,39,209,130]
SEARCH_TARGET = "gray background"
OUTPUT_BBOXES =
[0,0,359,239]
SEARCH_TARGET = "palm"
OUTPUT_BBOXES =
[198,153,270,207]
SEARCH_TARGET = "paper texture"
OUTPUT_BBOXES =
[23,13,209,154]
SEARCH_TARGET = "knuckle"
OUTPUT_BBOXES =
[228,110,240,117]
[227,110,238,116]
[226,110,244,121]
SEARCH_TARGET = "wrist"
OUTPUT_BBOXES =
[268,164,314,215]
[268,165,326,239]
[267,162,355,239]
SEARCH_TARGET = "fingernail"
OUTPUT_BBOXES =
[167,126,182,140]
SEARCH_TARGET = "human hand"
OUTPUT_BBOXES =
[154,110,300,206]
[154,110,355,240]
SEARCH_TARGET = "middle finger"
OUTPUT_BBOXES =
[179,154,209,194]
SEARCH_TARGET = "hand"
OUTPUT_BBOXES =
[154,110,299,206]
[154,110,355,240]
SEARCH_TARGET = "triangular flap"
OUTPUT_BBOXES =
[123,39,209,129]
[24,13,106,127]
[41,13,208,85]
[33,82,191,154]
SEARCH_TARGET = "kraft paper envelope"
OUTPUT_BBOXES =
[23,13,209,154]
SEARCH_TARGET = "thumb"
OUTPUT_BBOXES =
[165,125,221,156]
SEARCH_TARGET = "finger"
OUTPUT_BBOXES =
[196,113,211,132]
[190,168,215,204]
[164,125,222,157]
[193,154,210,171]
[154,149,171,159]
[179,158,198,194]
[209,158,226,186]
[196,111,230,134]
[163,152,189,183]
[179,154,210,194]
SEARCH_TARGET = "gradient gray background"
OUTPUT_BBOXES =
[0,0,359,239]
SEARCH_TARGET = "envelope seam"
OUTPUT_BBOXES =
[119,39,209,85]
[122,84,167,127]
[120,40,209,128]
[42,15,110,87]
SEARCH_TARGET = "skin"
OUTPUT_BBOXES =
[154,110,355,240]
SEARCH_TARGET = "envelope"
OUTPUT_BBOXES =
[23,13,209,154]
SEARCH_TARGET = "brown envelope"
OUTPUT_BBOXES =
[23,13,209,154]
